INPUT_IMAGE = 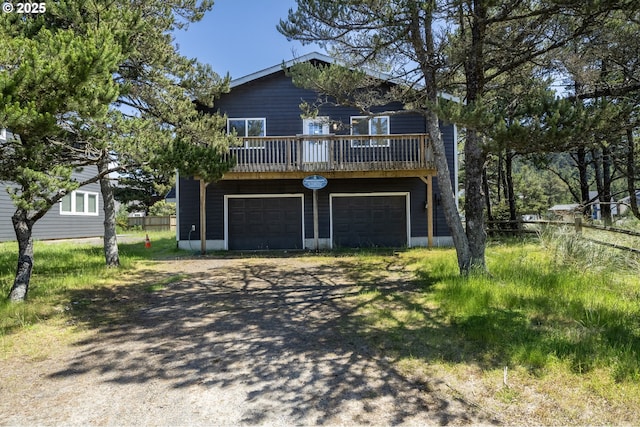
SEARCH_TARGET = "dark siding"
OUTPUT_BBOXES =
[215,74,315,136]
[0,166,105,242]
[213,73,441,140]
[440,122,457,185]
[177,177,204,241]
[213,70,458,200]
[191,66,458,242]
[178,177,449,244]
[431,178,453,237]
[179,177,305,241]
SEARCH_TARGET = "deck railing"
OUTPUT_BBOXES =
[225,134,434,173]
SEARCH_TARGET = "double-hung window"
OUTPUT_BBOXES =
[350,116,390,147]
[228,118,266,148]
[60,191,99,216]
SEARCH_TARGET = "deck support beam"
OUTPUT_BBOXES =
[427,175,433,248]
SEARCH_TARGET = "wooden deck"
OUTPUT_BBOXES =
[222,134,436,179]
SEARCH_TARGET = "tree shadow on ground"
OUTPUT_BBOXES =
[52,257,499,425]
[342,255,640,382]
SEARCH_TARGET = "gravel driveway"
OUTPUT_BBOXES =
[1,257,495,426]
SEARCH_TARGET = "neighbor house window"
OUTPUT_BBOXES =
[228,118,266,148]
[350,116,390,147]
[60,191,99,216]
[0,128,6,141]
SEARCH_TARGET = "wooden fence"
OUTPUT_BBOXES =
[486,218,640,254]
[127,215,176,232]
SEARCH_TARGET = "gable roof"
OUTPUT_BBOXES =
[230,52,459,102]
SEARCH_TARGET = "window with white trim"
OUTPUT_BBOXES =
[350,116,390,147]
[0,128,6,141]
[60,191,99,216]
[228,118,266,148]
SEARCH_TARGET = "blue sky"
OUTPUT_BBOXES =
[173,0,323,80]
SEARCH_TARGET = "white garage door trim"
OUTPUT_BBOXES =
[329,192,411,249]
[224,193,305,250]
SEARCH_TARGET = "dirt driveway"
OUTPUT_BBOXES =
[1,257,496,426]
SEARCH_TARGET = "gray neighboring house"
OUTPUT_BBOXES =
[548,204,580,221]
[1,130,105,242]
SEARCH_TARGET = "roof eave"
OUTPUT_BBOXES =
[228,52,460,103]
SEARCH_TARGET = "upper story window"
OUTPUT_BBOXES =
[228,118,266,148]
[60,190,99,216]
[350,116,390,147]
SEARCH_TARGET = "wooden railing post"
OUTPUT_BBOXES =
[224,133,437,174]
[328,136,334,169]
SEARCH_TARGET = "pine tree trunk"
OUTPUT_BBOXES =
[593,148,604,220]
[601,145,613,226]
[98,157,120,267]
[505,151,517,227]
[407,2,471,274]
[576,148,591,217]
[626,127,640,219]
[465,129,487,271]
[593,147,613,225]
[498,152,506,203]
[461,0,487,272]
[483,167,493,221]
[8,209,34,302]
[425,111,471,273]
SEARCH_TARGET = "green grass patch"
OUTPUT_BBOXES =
[340,239,640,423]
[434,242,639,380]
[145,274,187,292]
[0,231,181,339]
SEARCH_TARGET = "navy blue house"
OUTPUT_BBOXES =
[176,53,458,251]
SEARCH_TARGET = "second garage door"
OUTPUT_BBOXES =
[227,196,303,250]
[332,194,408,248]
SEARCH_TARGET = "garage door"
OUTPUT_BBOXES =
[228,196,303,250]
[332,195,408,248]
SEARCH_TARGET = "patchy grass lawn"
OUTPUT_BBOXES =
[1,232,639,425]
[0,231,181,347]
[340,239,640,425]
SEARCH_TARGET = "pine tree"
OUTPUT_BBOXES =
[1,12,123,300]
[1,1,236,300]
[279,0,637,273]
